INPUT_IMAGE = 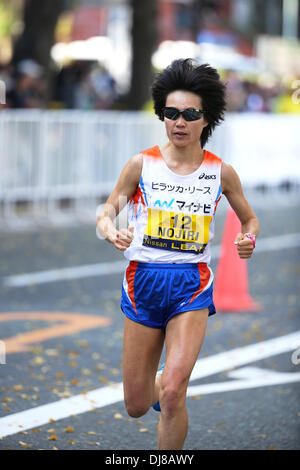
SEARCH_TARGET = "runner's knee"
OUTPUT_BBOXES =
[124,387,152,418]
[159,375,188,416]
[125,398,150,418]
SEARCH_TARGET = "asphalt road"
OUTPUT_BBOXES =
[0,190,299,451]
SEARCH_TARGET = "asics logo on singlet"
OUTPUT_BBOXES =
[199,173,216,180]
[154,199,174,209]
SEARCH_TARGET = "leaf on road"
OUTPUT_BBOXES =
[64,426,74,433]
[45,349,59,357]
[32,356,44,365]
[55,372,65,378]
[99,376,108,384]
[19,441,31,448]
[12,384,23,391]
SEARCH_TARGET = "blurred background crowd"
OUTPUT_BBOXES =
[0,0,300,114]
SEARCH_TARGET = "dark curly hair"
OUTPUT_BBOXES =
[151,58,226,147]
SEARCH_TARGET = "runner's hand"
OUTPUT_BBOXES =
[112,225,135,251]
[234,232,255,259]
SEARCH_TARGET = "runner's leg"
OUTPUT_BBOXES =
[157,308,209,449]
[123,317,164,418]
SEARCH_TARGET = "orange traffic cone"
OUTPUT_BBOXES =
[213,207,261,312]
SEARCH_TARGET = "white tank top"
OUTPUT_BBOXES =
[124,145,222,264]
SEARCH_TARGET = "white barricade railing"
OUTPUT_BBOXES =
[0,110,299,227]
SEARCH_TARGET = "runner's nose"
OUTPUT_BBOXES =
[175,114,186,126]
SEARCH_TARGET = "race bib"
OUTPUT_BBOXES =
[142,208,212,254]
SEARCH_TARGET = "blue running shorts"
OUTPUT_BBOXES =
[121,261,216,329]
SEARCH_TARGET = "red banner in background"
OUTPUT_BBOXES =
[71,6,108,41]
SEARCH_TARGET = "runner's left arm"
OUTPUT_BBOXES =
[221,162,260,259]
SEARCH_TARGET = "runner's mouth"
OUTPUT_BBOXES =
[173,132,187,137]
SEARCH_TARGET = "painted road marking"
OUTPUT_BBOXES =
[2,233,300,288]
[2,260,127,288]
[0,331,299,439]
[187,367,300,396]
[189,329,300,381]
[0,312,112,354]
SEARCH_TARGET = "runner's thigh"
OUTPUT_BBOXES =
[123,317,164,406]
[163,308,209,385]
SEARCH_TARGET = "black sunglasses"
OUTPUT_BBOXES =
[162,107,204,121]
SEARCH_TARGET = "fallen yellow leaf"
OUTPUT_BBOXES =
[64,426,74,433]
[19,394,30,400]
[55,372,65,378]
[45,349,59,357]
[3,397,14,402]
[32,356,44,365]
[12,385,23,391]
[68,351,79,359]
[19,441,31,448]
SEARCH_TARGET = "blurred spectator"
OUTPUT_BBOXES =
[74,63,116,110]
[52,61,116,110]
[242,81,269,112]
[222,70,300,114]
[6,59,46,109]
[0,63,15,108]
[1,58,299,114]
[223,70,248,112]
[53,61,90,109]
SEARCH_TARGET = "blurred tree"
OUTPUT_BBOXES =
[11,0,73,68]
[127,0,158,110]
[11,0,74,104]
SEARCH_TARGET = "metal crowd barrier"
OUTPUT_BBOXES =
[0,110,299,230]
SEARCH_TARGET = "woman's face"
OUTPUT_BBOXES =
[164,90,208,148]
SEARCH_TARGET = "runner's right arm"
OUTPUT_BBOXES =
[96,153,143,251]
